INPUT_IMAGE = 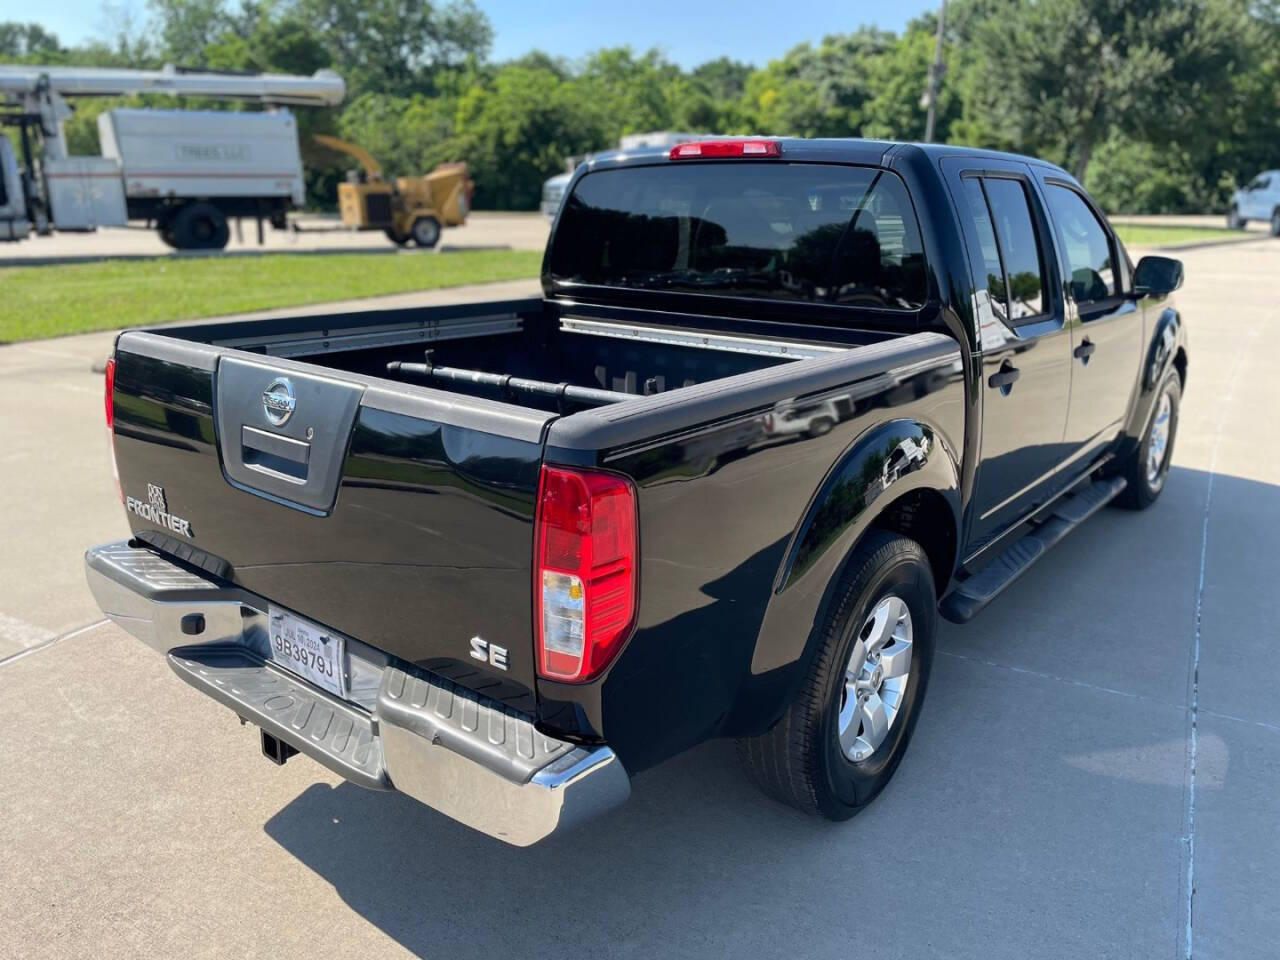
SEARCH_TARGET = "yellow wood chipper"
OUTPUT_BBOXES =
[313,134,474,247]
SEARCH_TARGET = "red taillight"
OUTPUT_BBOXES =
[104,357,116,430]
[105,358,122,502]
[669,139,782,160]
[534,465,638,683]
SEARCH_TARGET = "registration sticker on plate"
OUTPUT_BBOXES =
[268,607,345,698]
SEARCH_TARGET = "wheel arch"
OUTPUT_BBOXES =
[868,486,957,600]
[1123,305,1185,440]
[722,418,960,738]
[774,419,961,599]
[1173,345,1187,390]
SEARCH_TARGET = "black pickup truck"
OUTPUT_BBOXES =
[86,138,1187,845]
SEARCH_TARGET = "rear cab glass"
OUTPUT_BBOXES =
[549,162,928,310]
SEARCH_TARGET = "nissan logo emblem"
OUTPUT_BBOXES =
[262,377,296,426]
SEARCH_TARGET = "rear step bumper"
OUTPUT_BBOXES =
[84,541,630,846]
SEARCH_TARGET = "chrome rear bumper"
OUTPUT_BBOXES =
[85,541,629,846]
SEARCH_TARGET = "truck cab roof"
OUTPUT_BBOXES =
[582,137,1074,181]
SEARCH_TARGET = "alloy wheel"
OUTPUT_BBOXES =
[837,595,914,763]
[1147,390,1172,486]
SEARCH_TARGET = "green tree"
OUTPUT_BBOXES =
[741,29,895,137]
[299,0,492,97]
[959,0,1251,181]
[0,21,62,58]
[447,62,611,208]
[148,0,233,64]
[691,57,751,104]
[578,47,680,136]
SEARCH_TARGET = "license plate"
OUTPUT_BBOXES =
[268,607,345,698]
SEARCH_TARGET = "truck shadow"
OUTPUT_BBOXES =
[262,464,1272,959]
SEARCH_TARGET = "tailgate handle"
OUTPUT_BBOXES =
[241,425,310,483]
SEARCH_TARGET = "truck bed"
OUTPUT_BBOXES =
[111,297,912,713]
[169,297,887,412]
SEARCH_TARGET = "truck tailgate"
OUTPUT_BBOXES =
[110,332,552,708]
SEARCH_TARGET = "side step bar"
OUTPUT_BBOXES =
[940,476,1127,624]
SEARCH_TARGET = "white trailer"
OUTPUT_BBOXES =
[0,64,343,249]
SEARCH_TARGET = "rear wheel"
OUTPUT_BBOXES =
[411,215,441,248]
[807,416,835,437]
[737,530,936,819]
[1271,209,1280,238]
[1115,370,1180,510]
[169,203,229,250]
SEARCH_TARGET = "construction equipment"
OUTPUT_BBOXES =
[0,63,344,248]
[313,134,472,248]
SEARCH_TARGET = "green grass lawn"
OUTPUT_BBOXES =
[1112,223,1256,248]
[0,249,543,343]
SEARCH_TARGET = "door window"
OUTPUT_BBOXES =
[959,175,1047,324]
[1045,185,1117,306]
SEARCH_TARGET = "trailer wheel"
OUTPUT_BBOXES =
[170,203,230,251]
[411,216,441,248]
[384,227,411,246]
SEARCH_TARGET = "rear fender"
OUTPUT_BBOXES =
[723,419,960,734]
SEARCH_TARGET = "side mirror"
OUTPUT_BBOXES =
[1132,255,1183,298]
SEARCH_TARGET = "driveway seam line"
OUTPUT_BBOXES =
[939,651,1280,740]
[937,650,1177,709]
[1182,313,1260,958]
[0,618,108,668]
[1196,707,1280,736]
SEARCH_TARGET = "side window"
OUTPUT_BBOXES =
[1046,184,1116,305]
[959,175,1047,324]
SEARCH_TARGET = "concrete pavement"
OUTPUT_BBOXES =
[0,211,551,266]
[2,241,1279,958]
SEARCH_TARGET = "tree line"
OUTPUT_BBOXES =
[3,0,1277,214]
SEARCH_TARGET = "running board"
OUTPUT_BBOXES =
[940,476,1127,624]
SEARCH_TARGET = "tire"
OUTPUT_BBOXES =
[1226,207,1245,230]
[737,530,936,819]
[411,215,441,248]
[1115,370,1181,510]
[1271,209,1280,238]
[169,203,230,251]
[384,227,411,246]
[807,416,835,438]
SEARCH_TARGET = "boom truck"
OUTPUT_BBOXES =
[0,64,344,249]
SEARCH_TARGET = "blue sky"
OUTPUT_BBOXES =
[2,0,937,68]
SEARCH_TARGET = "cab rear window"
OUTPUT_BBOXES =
[548,162,928,310]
